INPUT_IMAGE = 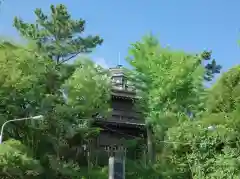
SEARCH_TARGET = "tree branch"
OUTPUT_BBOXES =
[57,52,81,65]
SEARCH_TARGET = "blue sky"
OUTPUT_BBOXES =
[0,0,239,72]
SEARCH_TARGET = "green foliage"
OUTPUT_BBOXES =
[139,64,240,178]
[125,160,164,179]
[124,34,240,179]
[0,39,109,178]
[1,3,109,179]
[200,50,222,81]
[0,4,239,178]
[206,65,240,113]
[164,108,240,178]
[0,41,50,90]
[0,139,43,178]
[63,58,111,119]
[0,41,52,144]
[127,35,206,127]
[14,4,103,64]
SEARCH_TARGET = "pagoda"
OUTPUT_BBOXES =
[93,65,146,165]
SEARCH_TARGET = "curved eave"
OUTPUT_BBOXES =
[111,88,140,100]
[94,119,146,129]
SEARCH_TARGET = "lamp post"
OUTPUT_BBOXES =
[0,115,43,144]
[207,125,216,131]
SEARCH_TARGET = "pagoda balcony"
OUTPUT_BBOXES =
[95,109,144,127]
[111,83,139,100]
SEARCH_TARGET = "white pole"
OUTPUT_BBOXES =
[108,147,125,179]
[109,156,114,179]
[0,115,43,144]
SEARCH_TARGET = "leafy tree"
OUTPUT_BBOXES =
[14,4,103,64]
[200,50,222,81]
[151,64,240,178]
[206,65,240,113]
[164,107,240,179]
[63,58,111,120]
[126,35,207,163]
[5,3,110,177]
[0,139,43,179]
[0,40,110,178]
[127,35,220,119]
[1,3,234,177]
[0,40,52,143]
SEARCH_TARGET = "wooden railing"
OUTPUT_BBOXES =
[111,109,141,119]
[95,113,144,125]
[111,82,135,92]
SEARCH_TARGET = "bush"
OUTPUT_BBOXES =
[0,139,43,179]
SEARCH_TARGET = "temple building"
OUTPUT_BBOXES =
[93,65,146,165]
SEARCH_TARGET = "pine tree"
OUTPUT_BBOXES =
[14,4,103,64]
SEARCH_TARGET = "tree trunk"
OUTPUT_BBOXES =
[146,125,155,164]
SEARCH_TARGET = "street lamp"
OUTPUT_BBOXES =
[0,115,43,144]
[207,125,216,131]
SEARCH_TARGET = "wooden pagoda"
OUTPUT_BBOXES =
[93,65,146,164]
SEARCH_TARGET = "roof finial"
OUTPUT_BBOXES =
[118,52,121,65]
[117,52,122,68]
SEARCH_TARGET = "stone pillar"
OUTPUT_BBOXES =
[108,146,125,179]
